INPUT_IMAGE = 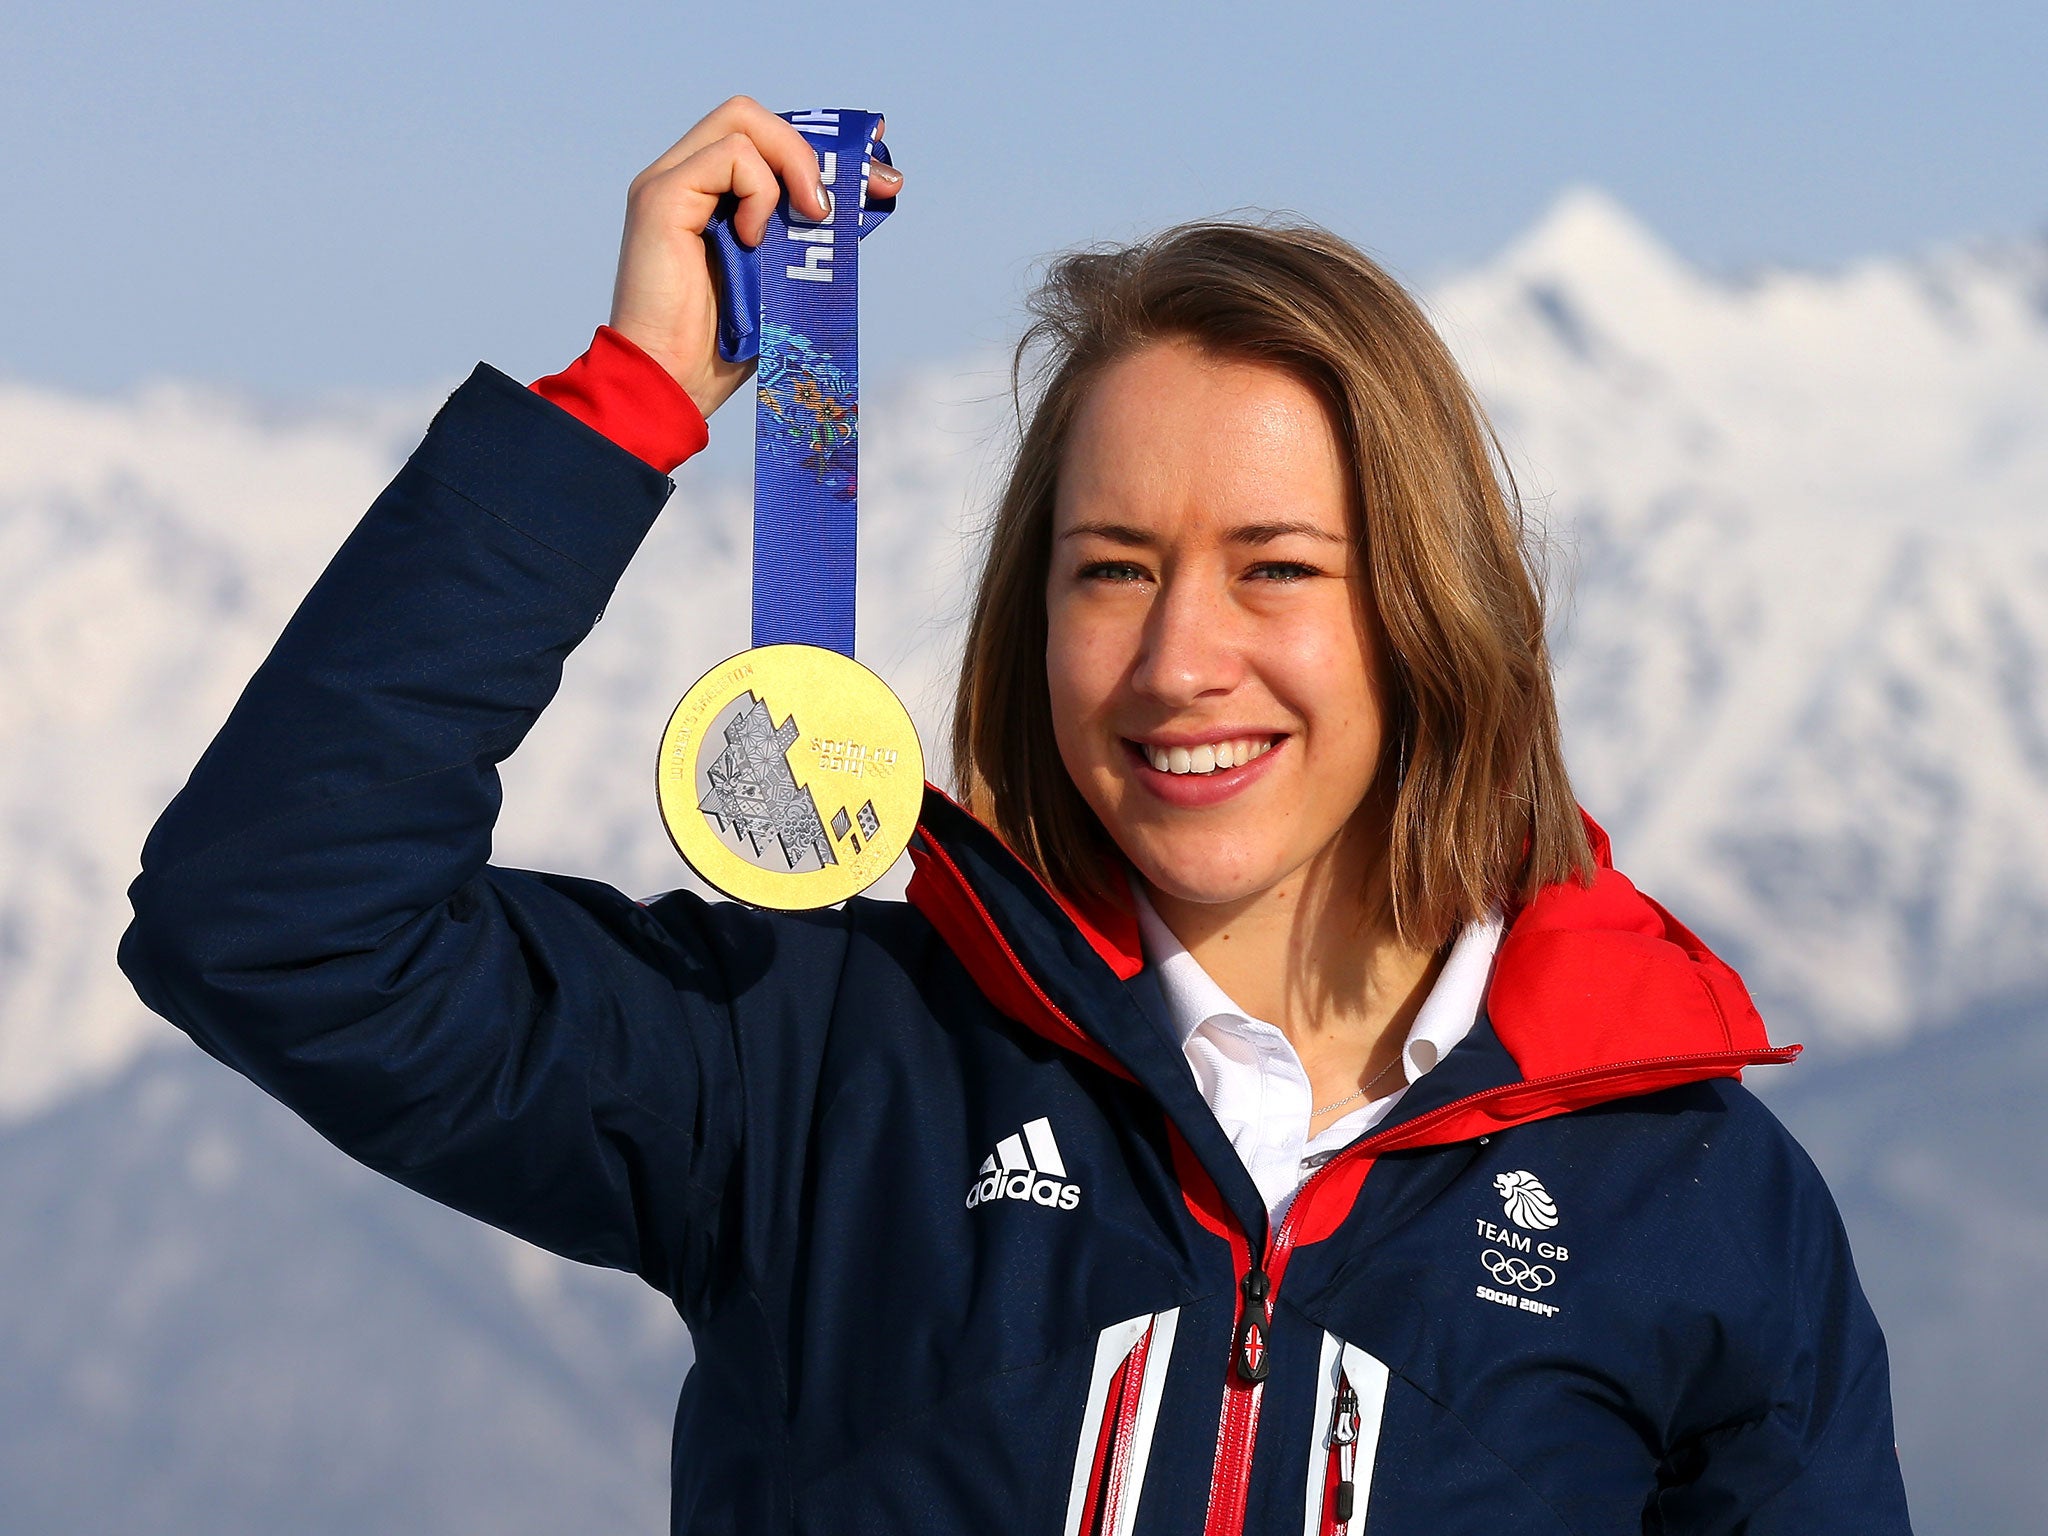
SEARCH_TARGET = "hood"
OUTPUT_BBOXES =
[904,785,1798,1155]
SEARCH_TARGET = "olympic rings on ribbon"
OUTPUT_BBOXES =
[1481,1250,1557,1292]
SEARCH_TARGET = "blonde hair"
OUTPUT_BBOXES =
[951,218,1593,946]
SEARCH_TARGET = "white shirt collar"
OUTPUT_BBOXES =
[1131,888,1249,1047]
[1130,882,1504,1086]
[1403,910,1506,1076]
[1128,881,1504,1218]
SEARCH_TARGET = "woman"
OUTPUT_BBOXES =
[120,98,1910,1533]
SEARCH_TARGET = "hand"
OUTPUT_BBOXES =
[607,96,904,419]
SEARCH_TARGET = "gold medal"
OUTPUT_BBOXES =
[656,643,924,909]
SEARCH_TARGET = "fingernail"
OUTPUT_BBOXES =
[872,162,903,189]
[816,184,834,220]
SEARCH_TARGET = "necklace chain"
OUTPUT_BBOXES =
[1312,1052,1403,1118]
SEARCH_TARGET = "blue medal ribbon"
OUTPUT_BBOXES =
[704,108,893,657]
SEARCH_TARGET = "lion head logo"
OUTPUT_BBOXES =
[1493,1170,1559,1231]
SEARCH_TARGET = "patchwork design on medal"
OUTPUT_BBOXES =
[697,690,837,871]
[693,689,906,875]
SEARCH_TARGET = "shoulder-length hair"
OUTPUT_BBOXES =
[950,218,1594,947]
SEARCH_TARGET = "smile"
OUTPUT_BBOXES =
[1120,733,1287,808]
[1134,736,1276,776]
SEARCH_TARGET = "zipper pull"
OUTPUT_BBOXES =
[1331,1378,1361,1522]
[1235,1266,1272,1382]
[1331,1382,1359,1446]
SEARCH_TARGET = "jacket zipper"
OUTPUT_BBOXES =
[1199,1046,1791,1535]
[1325,1373,1360,1533]
[1201,1180,1306,1536]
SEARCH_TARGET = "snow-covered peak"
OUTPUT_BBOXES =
[1496,184,1697,296]
[1437,196,2048,544]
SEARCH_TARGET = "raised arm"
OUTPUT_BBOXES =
[116,355,730,1289]
[117,100,906,1299]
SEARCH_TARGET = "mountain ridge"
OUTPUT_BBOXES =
[7,190,2046,1119]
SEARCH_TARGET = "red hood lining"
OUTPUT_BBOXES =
[906,782,1144,980]
[905,786,1797,1141]
[905,823,1132,1083]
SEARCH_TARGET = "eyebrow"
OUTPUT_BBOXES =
[1057,519,1347,547]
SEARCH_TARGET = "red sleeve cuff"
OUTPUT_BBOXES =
[530,326,710,473]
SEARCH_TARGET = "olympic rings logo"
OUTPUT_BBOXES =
[1481,1250,1557,1292]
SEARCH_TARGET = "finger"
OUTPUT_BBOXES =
[748,130,832,223]
[867,117,902,201]
[648,102,827,224]
[630,130,779,247]
[640,100,894,223]
[638,95,810,187]
[717,135,787,247]
[633,98,749,185]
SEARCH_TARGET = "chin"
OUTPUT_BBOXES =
[1117,829,1285,909]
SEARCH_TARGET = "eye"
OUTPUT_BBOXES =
[1076,559,1151,584]
[1247,560,1321,583]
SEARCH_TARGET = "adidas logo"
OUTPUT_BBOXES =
[965,1117,1083,1211]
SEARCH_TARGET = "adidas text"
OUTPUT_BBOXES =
[966,1171,1082,1211]
[967,1116,1083,1211]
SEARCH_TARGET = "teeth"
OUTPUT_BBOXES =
[1142,737,1274,775]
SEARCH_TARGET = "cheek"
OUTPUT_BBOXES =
[1043,596,1107,762]
[1274,604,1385,738]
[1045,594,1146,794]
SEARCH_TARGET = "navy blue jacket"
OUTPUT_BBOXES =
[120,365,1912,1535]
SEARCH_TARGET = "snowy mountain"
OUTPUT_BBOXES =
[1433,187,2048,1046]
[3,190,2045,1530]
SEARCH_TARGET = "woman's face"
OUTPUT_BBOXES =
[1045,339,1392,909]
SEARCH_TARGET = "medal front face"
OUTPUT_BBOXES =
[657,644,925,909]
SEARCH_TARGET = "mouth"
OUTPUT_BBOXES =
[1120,732,1286,806]
[1129,734,1280,777]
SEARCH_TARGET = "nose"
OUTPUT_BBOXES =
[1128,567,1248,707]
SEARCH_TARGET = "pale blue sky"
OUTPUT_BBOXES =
[4,0,2040,397]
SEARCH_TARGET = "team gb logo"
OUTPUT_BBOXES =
[1494,1170,1559,1231]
